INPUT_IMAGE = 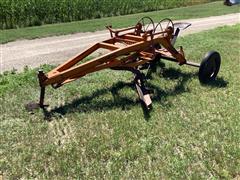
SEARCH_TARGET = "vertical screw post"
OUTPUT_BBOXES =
[38,70,47,108]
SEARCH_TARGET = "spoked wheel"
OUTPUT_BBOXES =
[199,51,221,83]
[154,18,174,34]
[136,16,155,34]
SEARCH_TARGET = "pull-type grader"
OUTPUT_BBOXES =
[32,17,221,110]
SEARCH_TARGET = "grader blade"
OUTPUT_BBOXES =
[27,17,221,111]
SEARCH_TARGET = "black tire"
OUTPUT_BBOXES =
[198,51,221,83]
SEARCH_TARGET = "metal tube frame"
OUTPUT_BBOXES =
[31,21,201,110]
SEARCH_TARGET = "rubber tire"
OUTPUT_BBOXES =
[198,51,221,83]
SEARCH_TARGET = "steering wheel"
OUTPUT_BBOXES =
[154,18,174,34]
[135,16,155,34]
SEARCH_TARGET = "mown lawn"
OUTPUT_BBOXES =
[0,24,240,179]
[0,1,239,43]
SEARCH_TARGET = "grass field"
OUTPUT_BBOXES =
[1,24,240,179]
[0,1,239,43]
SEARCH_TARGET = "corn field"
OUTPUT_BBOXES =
[0,0,219,30]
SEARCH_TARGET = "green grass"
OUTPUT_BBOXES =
[1,24,240,179]
[0,0,217,29]
[0,1,239,44]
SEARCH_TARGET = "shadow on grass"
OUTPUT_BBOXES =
[43,67,228,121]
[201,77,228,88]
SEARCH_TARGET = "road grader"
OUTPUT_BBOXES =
[28,17,221,110]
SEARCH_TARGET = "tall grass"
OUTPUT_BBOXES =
[0,0,220,29]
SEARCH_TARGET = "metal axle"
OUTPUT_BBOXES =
[161,55,200,68]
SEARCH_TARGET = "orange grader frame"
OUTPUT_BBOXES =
[31,17,221,110]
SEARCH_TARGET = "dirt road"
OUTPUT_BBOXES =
[1,13,239,72]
